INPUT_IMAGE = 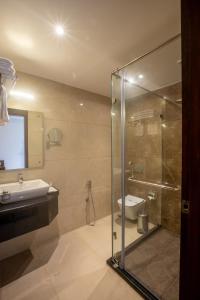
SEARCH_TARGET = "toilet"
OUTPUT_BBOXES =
[118,194,145,220]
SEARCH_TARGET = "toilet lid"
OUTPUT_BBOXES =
[118,194,144,207]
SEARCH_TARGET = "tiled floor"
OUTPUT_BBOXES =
[112,212,146,254]
[0,215,142,300]
[125,228,180,300]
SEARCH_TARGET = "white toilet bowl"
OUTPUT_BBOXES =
[118,194,145,220]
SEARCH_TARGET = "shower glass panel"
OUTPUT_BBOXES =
[111,73,122,260]
[110,35,181,300]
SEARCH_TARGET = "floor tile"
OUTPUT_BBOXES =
[0,266,58,300]
[0,215,143,300]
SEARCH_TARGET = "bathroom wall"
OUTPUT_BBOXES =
[126,82,181,232]
[0,72,111,259]
[126,93,162,225]
[161,83,182,234]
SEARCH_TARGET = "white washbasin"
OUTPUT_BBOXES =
[0,179,50,204]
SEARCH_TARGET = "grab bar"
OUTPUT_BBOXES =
[128,177,180,191]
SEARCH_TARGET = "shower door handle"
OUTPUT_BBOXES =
[182,199,190,214]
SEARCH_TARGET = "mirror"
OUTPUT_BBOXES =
[0,108,44,171]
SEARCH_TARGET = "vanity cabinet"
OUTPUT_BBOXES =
[0,191,58,243]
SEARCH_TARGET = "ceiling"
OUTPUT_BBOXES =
[0,0,180,97]
[113,35,181,100]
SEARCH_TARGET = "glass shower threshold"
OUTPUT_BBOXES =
[107,257,159,300]
[107,226,161,300]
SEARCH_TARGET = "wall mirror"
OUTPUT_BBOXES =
[0,108,44,171]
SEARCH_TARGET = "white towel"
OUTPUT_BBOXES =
[0,58,14,68]
[0,85,9,126]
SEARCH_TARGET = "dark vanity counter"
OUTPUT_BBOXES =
[0,190,59,243]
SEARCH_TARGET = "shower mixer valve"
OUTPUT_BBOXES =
[128,161,134,178]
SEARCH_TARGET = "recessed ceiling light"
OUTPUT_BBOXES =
[138,74,144,79]
[54,24,65,36]
[111,112,116,116]
[9,90,34,100]
[80,103,84,106]
[162,123,167,128]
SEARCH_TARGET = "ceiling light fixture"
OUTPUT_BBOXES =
[80,103,84,106]
[138,74,144,79]
[9,90,34,100]
[54,24,65,36]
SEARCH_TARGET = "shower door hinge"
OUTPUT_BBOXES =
[112,258,119,268]
[182,200,190,214]
[112,98,117,104]
[113,231,117,240]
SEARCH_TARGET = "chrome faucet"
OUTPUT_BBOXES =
[18,173,24,184]
[128,161,134,178]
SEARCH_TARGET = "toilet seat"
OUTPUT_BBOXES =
[118,194,144,206]
[117,194,145,220]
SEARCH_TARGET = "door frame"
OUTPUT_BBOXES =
[180,0,200,299]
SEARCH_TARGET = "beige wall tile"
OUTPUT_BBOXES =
[124,83,181,232]
[0,71,111,259]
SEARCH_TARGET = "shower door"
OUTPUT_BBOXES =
[111,72,123,262]
[110,35,182,300]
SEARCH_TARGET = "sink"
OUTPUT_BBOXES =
[0,179,50,204]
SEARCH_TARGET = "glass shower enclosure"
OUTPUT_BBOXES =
[108,35,182,300]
